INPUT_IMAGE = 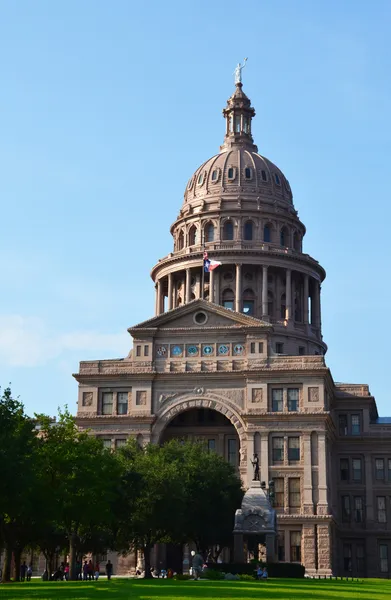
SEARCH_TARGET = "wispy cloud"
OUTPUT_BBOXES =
[0,315,129,367]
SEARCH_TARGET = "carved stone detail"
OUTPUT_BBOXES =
[308,387,319,402]
[82,392,93,407]
[251,388,263,403]
[136,391,147,406]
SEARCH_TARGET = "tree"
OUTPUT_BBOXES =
[36,409,121,580]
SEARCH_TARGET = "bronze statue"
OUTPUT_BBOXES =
[251,453,260,481]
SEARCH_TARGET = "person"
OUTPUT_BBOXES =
[94,561,100,581]
[20,561,27,582]
[190,550,203,580]
[105,559,113,580]
[256,564,263,580]
[261,567,268,580]
[87,560,93,581]
[76,560,82,581]
[167,568,173,579]
[83,560,89,581]
[64,563,70,581]
[26,564,33,582]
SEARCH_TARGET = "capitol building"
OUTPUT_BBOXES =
[74,79,391,578]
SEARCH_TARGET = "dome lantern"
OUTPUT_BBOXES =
[221,83,257,153]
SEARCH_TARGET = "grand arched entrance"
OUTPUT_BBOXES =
[160,407,240,469]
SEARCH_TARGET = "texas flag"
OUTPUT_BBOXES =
[203,250,222,273]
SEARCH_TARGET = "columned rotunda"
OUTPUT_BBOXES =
[74,82,391,578]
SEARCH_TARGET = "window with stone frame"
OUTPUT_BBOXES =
[287,388,299,412]
[376,458,385,480]
[272,437,284,463]
[352,458,362,482]
[351,414,361,435]
[117,392,128,415]
[339,414,348,436]
[263,224,271,242]
[277,531,285,561]
[244,220,253,240]
[288,437,300,462]
[356,544,365,572]
[342,495,351,522]
[290,531,301,562]
[377,496,387,523]
[271,388,283,412]
[289,478,301,508]
[101,439,112,450]
[207,439,216,452]
[388,459,391,481]
[223,220,234,240]
[115,439,127,450]
[340,458,349,481]
[343,544,352,572]
[274,478,284,508]
[228,438,238,466]
[354,497,364,523]
[205,222,215,242]
[380,544,389,573]
[101,392,113,415]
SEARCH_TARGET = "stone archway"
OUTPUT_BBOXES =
[151,389,248,468]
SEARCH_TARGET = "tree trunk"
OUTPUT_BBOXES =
[2,544,12,582]
[68,532,78,581]
[143,544,152,579]
[13,547,22,582]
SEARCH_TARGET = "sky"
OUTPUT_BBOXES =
[0,0,390,418]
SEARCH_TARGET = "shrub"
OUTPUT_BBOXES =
[240,573,255,581]
[206,562,305,578]
[174,573,191,580]
[202,569,225,580]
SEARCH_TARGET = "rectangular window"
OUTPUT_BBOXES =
[278,531,285,561]
[388,459,391,481]
[101,438,112,450]
[376,458,385,480]
[258,342,264,353]
[356,544,365,572]
[298,346,305,355]
[377,496,387,523]
[250,342,256,353]
[276,342,284,354]
[272,388,283,412]
[352,458,362,482]
[340,458,349,481]
[144,345,149,357]
[343,544,352,572]
[287,388,299,412]
[290,531,301,562]
[115,439,126,449]
[272,437,284,463]
[354,497,364,523]
[228,439,237,466]
[342,495,351,522]
[101,392,113,415]
[274,478,284,508]
[117,392,128,415]
[208,439,216,452]
[289,478,301,508]
[380,544,389,573]
[288,437,300,461]
[136,345,141,357]
[351,414,361,435]
[339,414,348,436]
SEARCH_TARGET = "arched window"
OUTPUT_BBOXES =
[178,230,184,250]
[205,222,215,243]
[243,288,255,316]
[264,224,271,243]
[223,220,234,241]
[245,167,252,180]
[293,231,301,252]
[188,225,197,246]
[280,227,288,247]
[222,288,234,311]
[268,290,274,318]
[280,293,286,320]
[274,173,281,185]
[244,221,253,240]
[261,170,267,182]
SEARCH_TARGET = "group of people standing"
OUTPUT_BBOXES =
[19,562,33,581]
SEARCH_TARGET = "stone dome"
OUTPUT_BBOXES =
[184,148,293,207]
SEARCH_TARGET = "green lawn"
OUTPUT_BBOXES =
[0,578,390,600]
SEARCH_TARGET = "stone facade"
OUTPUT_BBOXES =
[73,82,391,578]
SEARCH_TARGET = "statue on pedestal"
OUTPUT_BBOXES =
[234,58,248,84]
[251,453,260,481]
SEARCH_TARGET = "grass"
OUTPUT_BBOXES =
[0,578,391,600]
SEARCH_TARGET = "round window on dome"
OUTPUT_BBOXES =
[261,169,268,182]
[197,172,204,186]
[187,178,194,190]
[193,311,208,325]
[227,167,236,181]
[211,169,220,183]
[245,167,252,180]
[274,173,281,186]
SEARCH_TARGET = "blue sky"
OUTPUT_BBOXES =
[0,0,389,417]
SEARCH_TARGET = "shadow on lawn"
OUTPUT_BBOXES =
[1,579,391,600]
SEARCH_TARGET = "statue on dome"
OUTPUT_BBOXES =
[234,58,248,84]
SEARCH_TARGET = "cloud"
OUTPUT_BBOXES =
[0,315,129,367]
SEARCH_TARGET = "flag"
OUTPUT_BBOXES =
[203,250,222,273]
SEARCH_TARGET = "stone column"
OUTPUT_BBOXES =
[312,279,320,327]
[157,279,162,315]
[167,273,173,311]
[154,284,159,316]
[285,269,292,321]
[209,268,215,303]
[317,524,332,574]
[265,534,276,563]
[235,263,242,312]
[215,270,220,306]
[185,268,191,304]
[304,274,309,324]
[302,524,316,574]
[303,434,314,514]
[260,433,269,486]
[317,432,328,515]
[262,266,268,318]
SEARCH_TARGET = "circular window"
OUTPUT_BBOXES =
[224,272,234,282]
[193,311,208,325]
